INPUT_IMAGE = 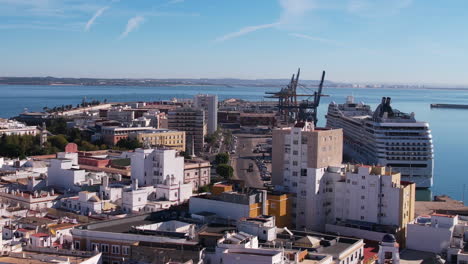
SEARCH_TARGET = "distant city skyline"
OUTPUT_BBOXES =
[1,0,468,86]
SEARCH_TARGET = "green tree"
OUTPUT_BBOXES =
[215,152,230,164]
[115,138,142,150]
[197,185,211,193]
[216,164,234,179]
[49,135,69,150]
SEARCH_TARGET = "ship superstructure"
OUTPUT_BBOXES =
[326,96,434,188]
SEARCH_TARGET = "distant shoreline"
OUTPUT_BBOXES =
[1,83,468,91]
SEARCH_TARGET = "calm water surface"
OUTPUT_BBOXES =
[0,85,467,202]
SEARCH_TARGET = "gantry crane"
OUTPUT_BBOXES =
[265,69,326,125]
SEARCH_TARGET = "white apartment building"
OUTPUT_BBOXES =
[272,121,343,231]
[331,165,415,227]
[130,147,193,208]
[325,165,415,242]
[272,122,415,236]
[121,180,154,213]
[60,191,108,216]
[47,152,86,190]
[131,148,184,187]
[0,119,37,136]
[194,94,218,134]
[106,106,134,123]
[237,216,277,242]
[407,214,468,257]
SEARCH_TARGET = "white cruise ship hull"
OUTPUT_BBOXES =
[327,96,434,189]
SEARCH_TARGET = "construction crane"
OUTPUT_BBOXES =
[265,69,326,125]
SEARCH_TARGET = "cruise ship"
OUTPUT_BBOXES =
[326,96,434,188]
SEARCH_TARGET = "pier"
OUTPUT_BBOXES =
[430,103,468,109]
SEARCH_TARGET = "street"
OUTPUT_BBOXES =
[231,133,270,189]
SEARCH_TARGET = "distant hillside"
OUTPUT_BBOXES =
[0,76,343,88]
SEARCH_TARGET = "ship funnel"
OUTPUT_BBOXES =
[386,97,391,106]
[381,97,386,105]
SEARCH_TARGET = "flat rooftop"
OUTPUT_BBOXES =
[77,206,189,234]
[399,249,438,264]
[416,195,468,216]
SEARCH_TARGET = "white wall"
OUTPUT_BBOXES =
[48,158,85,189]
[406,223,453,253]
[189,197,250,221]
[326,224,387,242]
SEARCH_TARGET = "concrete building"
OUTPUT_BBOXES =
[129,147,193,208]
[194,94,218,134]
[326,165,416,244]
[121,181,154,213]
[167,107,206,155]
[71,211,200,264]
[60,191,115,216]
[131,148,184,187]
[237,216,277,242]
[183,158,211,190]
[101,126,154,146]
[106,106,134,123]
[128,129,185,151]
[47,152,86,190]
[272,121,343,230]
[142,109,164,128]
[189,191,269,223]
[239,113,277,127]
[0,188,59,210]
[406,214,468,255]
[189,188,292,227]
[0,119,37,136]
[0,248,102,264]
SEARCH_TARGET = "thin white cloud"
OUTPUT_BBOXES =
[119,15,145,39]
[215,0,316,42]
[85,6,108,32]
[215,22,280,42]
[289,33,343,46]
[168,0,184,4]
[348,0,413,16]
[278,0,316,25]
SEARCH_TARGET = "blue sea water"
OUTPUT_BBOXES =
[0,84,467,202]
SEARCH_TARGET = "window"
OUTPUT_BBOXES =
[101,244,109,253]
[361,176,366,179]
[292,182,298,187]
[361,195,365,199]
[292,171,298,176]
[360,216,365,220]
[293,150,298,155]
[292,161,298,166]
[361,186,365,189]
[112,245,120,254]
[301,169,307,176]
[122,246,130,255]
[91,243,99,251]
[74,241,80,250]
[361,206,365,210]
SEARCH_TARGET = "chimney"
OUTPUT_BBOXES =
[132,179,138,190]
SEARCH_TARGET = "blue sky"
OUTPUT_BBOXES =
[1,0,468,85]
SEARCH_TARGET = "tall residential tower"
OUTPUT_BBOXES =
[194,94,218,135]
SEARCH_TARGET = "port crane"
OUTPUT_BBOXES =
[265,69,326,125]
